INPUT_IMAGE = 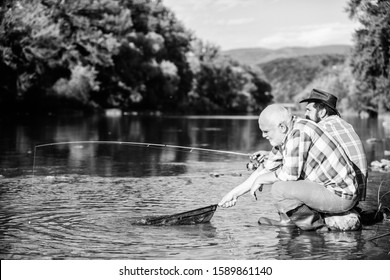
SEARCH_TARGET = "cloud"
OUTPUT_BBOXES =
[256,23,358,49]
[216,18,255,26]
[164,0,260,13]
[211,0,253,10]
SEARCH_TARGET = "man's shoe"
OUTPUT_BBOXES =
[286,205,325,231]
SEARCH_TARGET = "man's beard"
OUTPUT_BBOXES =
[305,114,320,123]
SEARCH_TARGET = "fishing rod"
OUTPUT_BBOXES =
[34,141,251,157]
[32,141,252,178]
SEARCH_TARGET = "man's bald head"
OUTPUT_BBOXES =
[259,104,292,127]
[258,104,292,147]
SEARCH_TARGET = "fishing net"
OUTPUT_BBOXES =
[133,204,218,226]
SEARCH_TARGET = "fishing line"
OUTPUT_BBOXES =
[32,140,251,178]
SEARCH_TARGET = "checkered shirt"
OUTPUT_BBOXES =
[319,116,368,201]
[266,117,358,200]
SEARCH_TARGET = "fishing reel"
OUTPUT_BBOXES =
[246,153,265,171]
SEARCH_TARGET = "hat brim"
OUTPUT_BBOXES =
[299,98,323,104]
[299,98,340,117]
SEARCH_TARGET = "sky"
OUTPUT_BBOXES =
[163,0,359,51]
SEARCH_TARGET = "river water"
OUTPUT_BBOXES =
[0,112,389,259]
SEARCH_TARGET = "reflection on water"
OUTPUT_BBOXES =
[0,113,390,259]
[0,114,265,177]
[1,113,390,177]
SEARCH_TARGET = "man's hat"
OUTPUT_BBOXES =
[299,88,340,116]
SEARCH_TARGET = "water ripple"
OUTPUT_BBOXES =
[1,174,390,259]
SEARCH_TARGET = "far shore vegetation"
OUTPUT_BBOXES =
[1,0,389,117]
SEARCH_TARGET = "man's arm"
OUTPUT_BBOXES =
[218,168,279,208]
[218,167,269,208]
[249,170,279,198]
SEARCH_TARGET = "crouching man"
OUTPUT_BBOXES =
[219,104,361,231]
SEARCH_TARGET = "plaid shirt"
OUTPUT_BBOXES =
[319,116,367,201]
[266,117,358,200]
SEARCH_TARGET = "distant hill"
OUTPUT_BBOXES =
[222,45,353,105]
[223,45,355,108]
[223,45,351,65]
[258,54,348,103]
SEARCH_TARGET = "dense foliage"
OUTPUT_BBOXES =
[190,41,272,112]
[347,0,390,116]
[0,0,272,114]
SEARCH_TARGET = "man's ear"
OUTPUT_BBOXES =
[278,122,288,133]
[319,108,327,118]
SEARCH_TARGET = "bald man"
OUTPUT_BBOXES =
[219,104,359,231]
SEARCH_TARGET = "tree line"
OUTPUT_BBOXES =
[1,0,389,116]
[0,0,272,114]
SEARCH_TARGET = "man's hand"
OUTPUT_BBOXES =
[247,150,268,171]
[250,150,269,163]
[218,192,238,208]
